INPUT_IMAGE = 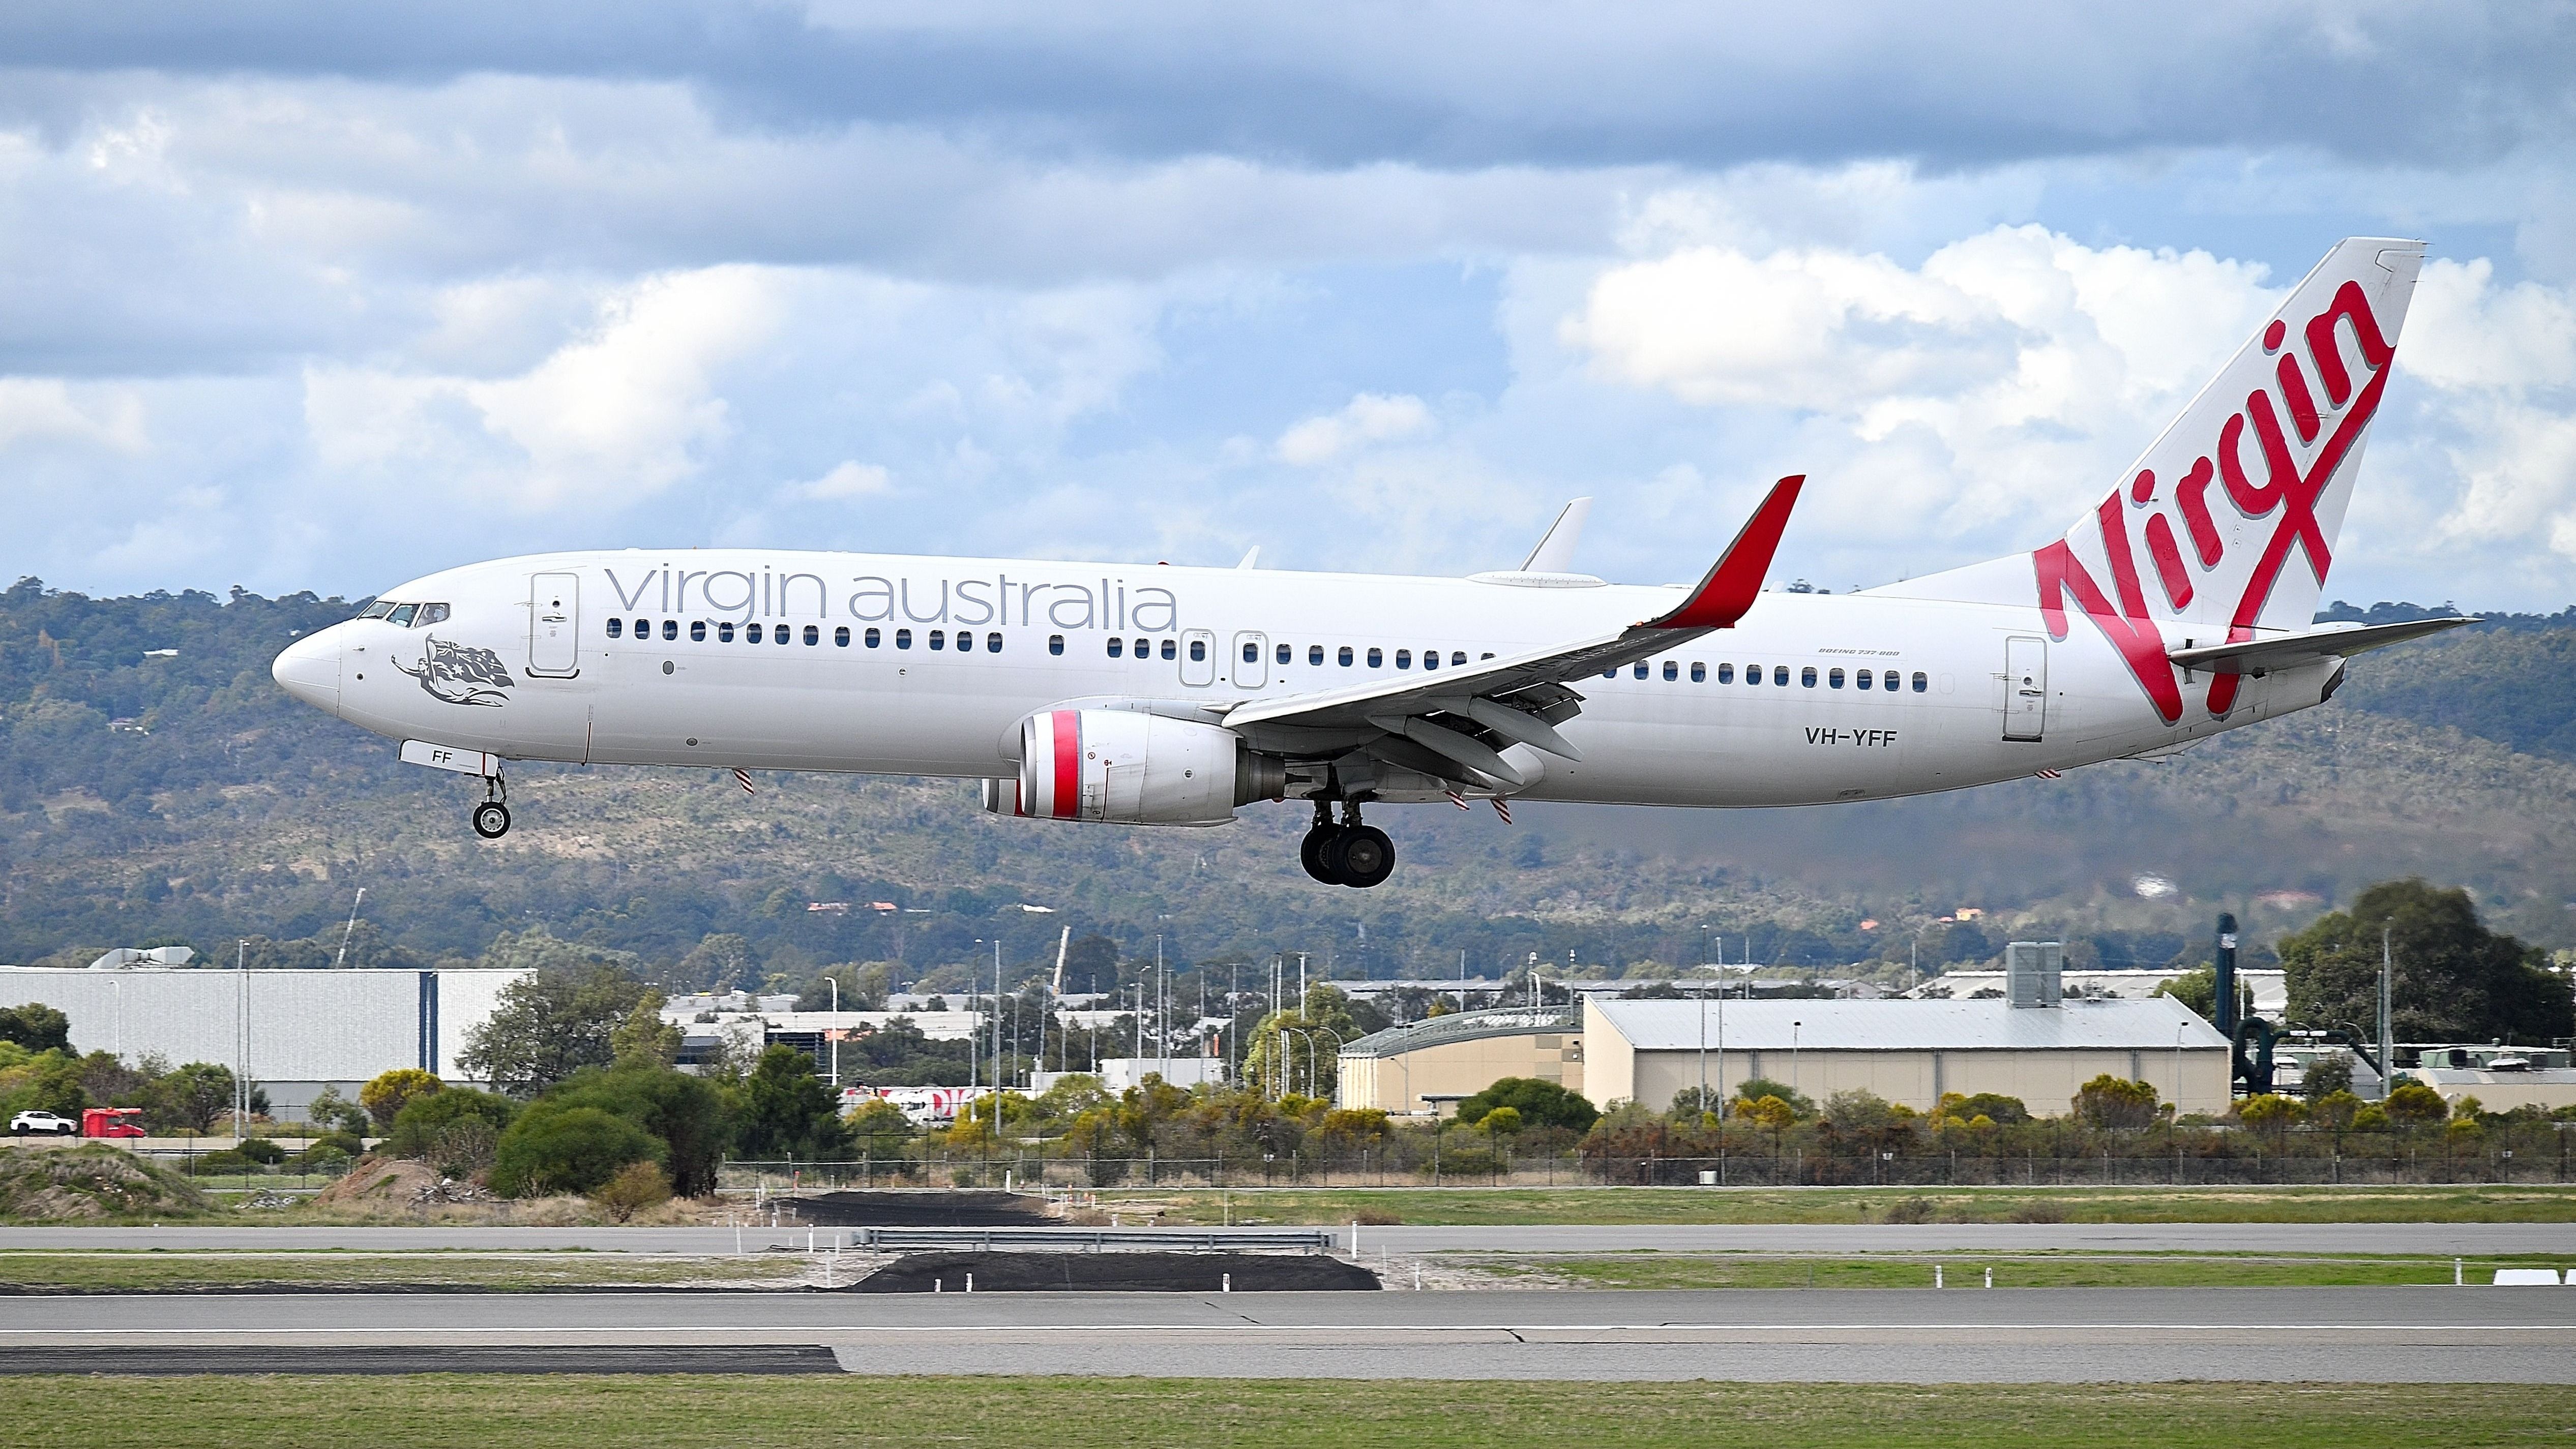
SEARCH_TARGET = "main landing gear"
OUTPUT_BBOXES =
[1301,800,1394,889]
[471,774,511,839]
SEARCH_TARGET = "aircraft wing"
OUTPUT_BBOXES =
[1222,476,1803,787]
[2165,616,2474,675]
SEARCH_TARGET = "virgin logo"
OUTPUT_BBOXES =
[2033,280,2396,722]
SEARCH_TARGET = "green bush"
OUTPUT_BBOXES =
[489,1104,661,1198]
[1455,1077,1598,1133]
[297,1144,352,1178]
[237,1137,286,1165]
[387,1087,519,1160]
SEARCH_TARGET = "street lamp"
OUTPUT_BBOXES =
[1791,1020,1802,1099]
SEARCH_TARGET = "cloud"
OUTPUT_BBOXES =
[791,461,895,501]
[1276,392,1436,464]
[0,379,147,453]
[2396,259,2576,561]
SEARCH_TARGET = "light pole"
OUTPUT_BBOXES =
[1791,1020,1802,1100]
[828,973,839,1088]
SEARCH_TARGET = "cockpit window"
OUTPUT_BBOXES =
[358,600,395,620]
[387,603,419,627]
[416,603,450,626]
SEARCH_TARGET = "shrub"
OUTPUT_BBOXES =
[1730,1078,1815,1119]
[2384,1082,2449,1125]
[490,1104,661,1198]
[388,1088,519,1161]
[298,1144,352,1178]
[360,1069,446,1133]
[1454,1077,1598,1133]
[2071,1075,2162,1131]
[590,1161,673,1224]
[236,1137,286,1165]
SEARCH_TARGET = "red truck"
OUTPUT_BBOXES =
[80,1107,145,1138]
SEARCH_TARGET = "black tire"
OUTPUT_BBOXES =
[471,801,512,839]
[1337,825,1395,888]
[1299,827,1341,885]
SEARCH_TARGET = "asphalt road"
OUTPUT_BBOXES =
[5,1288,2570,1381]
[8,1223,2574,1255]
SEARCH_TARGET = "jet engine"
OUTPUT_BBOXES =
[984,709,1285,825]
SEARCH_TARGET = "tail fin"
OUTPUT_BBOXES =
[1898,237,2424,723]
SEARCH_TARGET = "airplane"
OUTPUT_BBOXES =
[273,237,2461,889]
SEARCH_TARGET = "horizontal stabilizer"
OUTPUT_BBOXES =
[2166,616,2474,674]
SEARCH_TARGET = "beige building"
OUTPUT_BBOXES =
[1583,994,2232,1117]
[2399,1068,2576,1113]
[1337,1007,1584,1116]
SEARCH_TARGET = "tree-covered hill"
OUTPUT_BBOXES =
[3,577,2571,995]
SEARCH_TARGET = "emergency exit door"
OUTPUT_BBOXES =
[1178,628,1218,686]
[2002,636,2046,741]
[1231,630,1268,688]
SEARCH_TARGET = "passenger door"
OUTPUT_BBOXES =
[527,572,581,677]
[2002,636,2046,741]
[1230,630,1268,689]
[1179,628,1217,687]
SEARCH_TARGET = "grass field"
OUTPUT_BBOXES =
[1091,1183,2576,1225]
[0,1251,803,1292]
[1447,1251,2524,1290]
[9,1377,2573,1448]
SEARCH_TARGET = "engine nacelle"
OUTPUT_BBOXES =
[986,709,1285,825]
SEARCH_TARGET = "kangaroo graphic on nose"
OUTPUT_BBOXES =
[395,636,515,707]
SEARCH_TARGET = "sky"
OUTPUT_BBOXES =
[2,2,2572,610]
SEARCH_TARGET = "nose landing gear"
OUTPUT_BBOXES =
[1300,800,1394,889]
[470,775,511,839]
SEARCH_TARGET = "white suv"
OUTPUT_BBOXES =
[9,1110,78,1136]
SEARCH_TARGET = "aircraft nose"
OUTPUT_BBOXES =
[272,626,343,716]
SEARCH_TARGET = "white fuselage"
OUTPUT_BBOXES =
[272,548,2335,812]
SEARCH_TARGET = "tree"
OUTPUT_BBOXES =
[608,993,683,1068]
[459,964,658,1097]
[304,1085,371,1138]
[387,1087,520,1178]
[145,1062,236,1133]
[1060,934,1120,994]
[1456,1077,1599,1132]
[2152,967,2217,1020]
[1936,1092,2030,1124]
[1741,1094,1797,1131]
[1729,1077,1814,1119]
[2299,1052,2355,1099]
[2236,1093,2305,1137]
[490,1104,660,1197]
[2072,1075,2162,1131]
[2280,879,2573,1044]
[554,1059,730,1197]
[359,1068,444,1133]
[2383,1081,2450,1125]
[591,1161,673,1223]
[1480,1106,1524,1135]
[730,1044,851,1160]
[0,1003,71,1053]
[675,933,754,992]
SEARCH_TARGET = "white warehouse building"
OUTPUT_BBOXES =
[0,964,529,1119]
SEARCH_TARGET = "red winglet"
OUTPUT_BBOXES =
[1646,475,1804,629]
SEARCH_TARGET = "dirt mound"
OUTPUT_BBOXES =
[311,1156,439,1206]
[0,1144,207,1221]
[848,1250,1379,1293]
[791,1190,1051,1227]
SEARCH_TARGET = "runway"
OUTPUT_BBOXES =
[9,1222,2574,1255]
[4,1288,2570,1380]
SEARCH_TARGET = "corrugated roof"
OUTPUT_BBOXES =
[1342,1006,1583,1059]
[1587,995,2228,1052]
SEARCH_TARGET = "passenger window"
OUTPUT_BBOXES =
[663,620,679,641]
[1190,639,1206,662]
[1829,668,1844,688]
[747,623,763,644]
[719,622,735,643]
[865,627,880,648]
[958,631,976,653]
[1108,638,1123,657]
[388,604,418,626]
[1717,663,1734,683]
[1856,669,1872,690]
[1423,650,1438,671]
[1161,639,1176,661]
[1801,667,1817,687]
[895,629,911,649]
[1050,635,1066,656]
[606,618,623,639]
[929,629,945,650]
[835,626,850,647]
[1395,649,1411,669]
[691,620,707,642]
[1367,648,1383,668]
[1663,661,1678,681]
[803,624,819,646]
[778,624,793,646]
[1243,642,1258,663]
[1135,638,1149,657]
[987,632,1002,652]
[418,603,450,625]
[1911,671,1928,692]
[1339,647,1354,667]
[1632,662,1647,679]
[1311,645,1325,666]
[1773,666,1789,686]
[1885,670,1900,691]
[1690,662,1705,682]
[1277,643,1291,665]
[1481,652,1494,660]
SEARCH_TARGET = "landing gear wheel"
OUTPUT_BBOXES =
[471,801,512,839]
[1336,825,1395,888]
[1300,827,1340,884]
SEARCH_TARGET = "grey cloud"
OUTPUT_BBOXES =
[2,2,2569,169]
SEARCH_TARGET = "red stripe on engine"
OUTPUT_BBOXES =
[1050,710,1080,818]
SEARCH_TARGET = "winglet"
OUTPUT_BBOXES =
[1521,497,1594,572]
[1645,476,1804,629]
